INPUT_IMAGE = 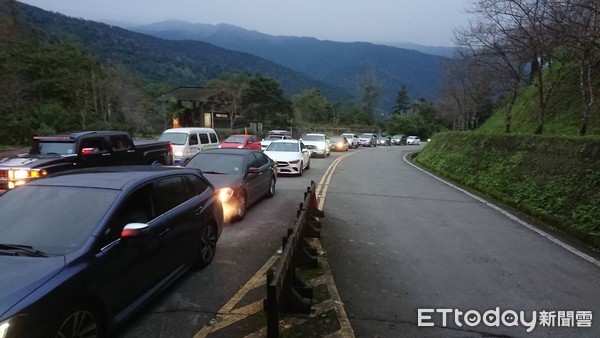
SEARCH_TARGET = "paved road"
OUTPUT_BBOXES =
[116,150,339,337]
[321,145,600,337]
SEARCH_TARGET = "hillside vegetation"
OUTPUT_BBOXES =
[417,132,600,249]
[478,63,600,136]
[19,3,351,102]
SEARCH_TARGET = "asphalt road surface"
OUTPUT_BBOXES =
[320,145,600,337]
[115,149,337,337]
[114,144,600,337]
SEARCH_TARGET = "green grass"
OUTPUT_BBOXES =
[479,62,600,136]
[417,132,600,249]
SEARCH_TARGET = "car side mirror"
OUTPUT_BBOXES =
[121,223,149,238]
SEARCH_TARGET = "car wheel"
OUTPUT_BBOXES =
[54,304,102,338]
[196,223,217,269]
[298,162,303,176]
[306,159,311,170]
[235,193,247,220]
[266,176,276,198]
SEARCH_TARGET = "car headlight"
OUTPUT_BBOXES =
[174,151,183,157]
[218,187,234,203]
[0,320,10,338]
[237,145,244,148]
[8,170,29,180]
[289,159,300,164]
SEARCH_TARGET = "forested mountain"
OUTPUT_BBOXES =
[18,3,352,102]
[132,21,448,109]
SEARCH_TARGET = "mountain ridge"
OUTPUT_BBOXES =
[18,3,353,102]
[132,20,448,109]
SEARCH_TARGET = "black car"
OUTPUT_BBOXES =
[184,148,276,222]
[0,166,223,338]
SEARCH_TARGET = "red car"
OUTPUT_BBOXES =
[219,134,262,150]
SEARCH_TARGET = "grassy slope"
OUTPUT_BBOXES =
[479,63,600,136]
[416,132,600,248]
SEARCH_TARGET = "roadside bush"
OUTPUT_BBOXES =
[416,132,600,248]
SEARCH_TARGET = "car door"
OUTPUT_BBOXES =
[78,137,111,167]
[252,151,272,198]
[300,142,310,165]
[109,134,136,165]
[245,152,263,204]
[188,133,200,155]
[92,184,169,317]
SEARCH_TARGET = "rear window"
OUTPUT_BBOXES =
[303,135,325,141]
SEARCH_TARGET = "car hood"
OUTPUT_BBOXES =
[0,156,63,169]
[0,255,65,317]
[301,140,325,146]
[264,151,302,162]
[202,173,244,190]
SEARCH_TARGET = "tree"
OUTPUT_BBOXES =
[356,70,381,124]
[208,73,252,129]
[292,88,332,124]
[390,86,411,115]
[243,74,293,128]
[463,0,564,134]
[543,0,600,135]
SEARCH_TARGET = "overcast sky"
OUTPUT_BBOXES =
[19,0,472,46]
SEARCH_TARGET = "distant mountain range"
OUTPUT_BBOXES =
[18,3,448,111]
[132,21,449,109]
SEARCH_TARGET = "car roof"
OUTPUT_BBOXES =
[269,139,300,143]
[226,134,254,137]
[200,148,256,155]
[29,166,201,190]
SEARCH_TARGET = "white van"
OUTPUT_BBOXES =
[159,128,219,164]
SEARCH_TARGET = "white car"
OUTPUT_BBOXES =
[264,140,311,176]
[301,133,330,158]
[406,136,421,145]
[260,134,292,150]
[341,133,359,149]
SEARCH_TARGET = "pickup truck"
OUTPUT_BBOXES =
[0,131,173,190]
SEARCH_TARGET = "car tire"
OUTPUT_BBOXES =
[298,162,303,176]
[266,176,276,198]
[306,159,311,170]
[235,193,247,221]
[53,303,103,338]
[196,222,217,269]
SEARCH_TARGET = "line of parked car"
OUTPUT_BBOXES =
[0,127,424,337]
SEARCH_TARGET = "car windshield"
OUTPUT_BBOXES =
[186,153,246,175]
[302,135,324,141]
[266,142,299,152]
[359,134,372,138]
[330,137,345,143]
[0,186,118,255]
[265,135,285,140]
[31,140,76,155]
[224,136,247,144]
[159,132,188,145]
[392,135,404,139]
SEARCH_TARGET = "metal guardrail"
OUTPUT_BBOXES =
[264,180,324,338]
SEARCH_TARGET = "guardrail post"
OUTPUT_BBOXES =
[265,269,279,338]
[265,181,326,337]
